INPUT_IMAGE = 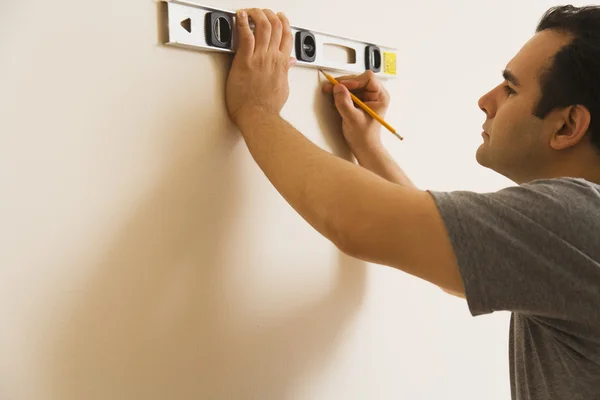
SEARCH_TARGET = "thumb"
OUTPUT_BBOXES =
[333,84,360,121]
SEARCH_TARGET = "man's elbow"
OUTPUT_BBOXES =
[330,216,375,261]
[441,287,466,299]
[333,235,362,260]
[330,210,467,300]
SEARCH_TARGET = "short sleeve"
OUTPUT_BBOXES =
[428,178,600,325]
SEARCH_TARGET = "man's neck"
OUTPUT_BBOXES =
[516,152,600,186]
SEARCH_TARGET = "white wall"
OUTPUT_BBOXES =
[0,1,583,399]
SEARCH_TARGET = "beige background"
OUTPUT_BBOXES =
[1,0,578,398]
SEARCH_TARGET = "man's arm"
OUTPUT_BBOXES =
[351,141,464,299]
[226,9,465,294]
[322,72,466,297]
[236,108,464,293]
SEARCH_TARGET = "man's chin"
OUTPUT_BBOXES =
[475,145,489,167]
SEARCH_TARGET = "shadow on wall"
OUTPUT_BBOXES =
[313,72,355,160]
[47,45,367,399]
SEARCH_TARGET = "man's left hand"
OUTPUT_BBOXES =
[226,8,296,126]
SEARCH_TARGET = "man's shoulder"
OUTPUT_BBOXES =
[429,176,600,232]
[513,178,600,249]
[521,177,600,193]
[429,177,600,222]
[497,177,600,206]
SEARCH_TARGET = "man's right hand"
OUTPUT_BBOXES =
[322,70,414,187]
[322,70,390,152]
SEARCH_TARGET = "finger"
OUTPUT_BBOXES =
[362,91,382,102]
[337,80,363,90]
[321,71,378,91]
[263,9,282,53]
[344,72,389,104]
[340,70,381,92]
[278,12,293,55]
[323,84,381,109]
[331,73,360,81]
[321,80,361,94]
[322,82,334,93]
[333,84,361,122]
[362,71,383,93]
[235,9,254,59]
[247,8,271,54]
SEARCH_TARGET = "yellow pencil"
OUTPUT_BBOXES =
[319,69,403,141]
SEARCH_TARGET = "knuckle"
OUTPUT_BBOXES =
[242,56,253,68]
[253,11,268,24]
[262,9,275,19]
[266,13,281,28]
[257,17,269,28]
[381,86,390,97]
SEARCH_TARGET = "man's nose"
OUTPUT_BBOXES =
[478,89,497,119]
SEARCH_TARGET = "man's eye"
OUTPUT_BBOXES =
[504,85,516,96]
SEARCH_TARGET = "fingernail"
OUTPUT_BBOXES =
[238,10,247,18]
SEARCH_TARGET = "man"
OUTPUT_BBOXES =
[224,5,600,399]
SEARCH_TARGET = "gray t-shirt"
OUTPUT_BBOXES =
[429,177,600,400]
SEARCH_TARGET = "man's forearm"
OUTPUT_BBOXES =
[236,109,398,250]
[350,143,415,188]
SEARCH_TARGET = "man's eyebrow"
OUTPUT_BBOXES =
[502,69,522,87]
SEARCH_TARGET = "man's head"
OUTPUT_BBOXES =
[476,5,600,184]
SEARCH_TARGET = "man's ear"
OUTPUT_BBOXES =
[550,105,592,150]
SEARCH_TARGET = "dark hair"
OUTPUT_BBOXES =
[534,5,600,151]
